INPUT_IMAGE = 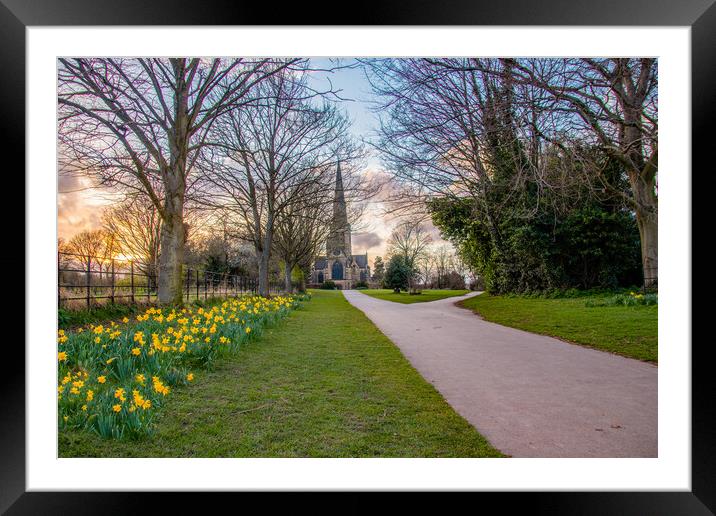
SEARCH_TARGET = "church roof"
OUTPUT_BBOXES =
[352,254,368,268]
[313,255,369,269]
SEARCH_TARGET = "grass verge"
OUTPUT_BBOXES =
[60,290,502,457]
[459,294,657,363]
[58,303,141,330]
[58,296,243,331]
[358,289,469,304]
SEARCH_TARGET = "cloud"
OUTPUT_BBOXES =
[352,231,383,251]
[57,175,114,241]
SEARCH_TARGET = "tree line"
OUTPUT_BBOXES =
[371,221,470,293]
[59,58,374,303]
[366,58,657,294]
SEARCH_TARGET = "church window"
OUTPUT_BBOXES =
[332,261,344,280]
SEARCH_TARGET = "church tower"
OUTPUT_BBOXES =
[311,162,369,288]
[326,162,352,258]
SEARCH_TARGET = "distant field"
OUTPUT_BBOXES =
[358,289,469,304]
[459,294,657,363]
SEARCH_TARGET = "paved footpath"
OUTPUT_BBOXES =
[342,290,657,457]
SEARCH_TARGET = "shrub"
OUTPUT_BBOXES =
[585,291,657,307]
[469,277,486,291]
[320,280,337,290]
[353,280,369,289]
[429,197,642,295]
[383,255,413,291]
[443,271,466,290]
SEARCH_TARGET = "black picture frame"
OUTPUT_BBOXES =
[3,0,710,513]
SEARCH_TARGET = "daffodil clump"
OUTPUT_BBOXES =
[58,295,300,440]
[585,291,658,307]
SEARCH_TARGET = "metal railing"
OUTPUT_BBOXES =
[642,277,658,293]
[58,251,283,309]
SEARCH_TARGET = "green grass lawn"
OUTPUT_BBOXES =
[459,294,657,363]
[358,288,469,304]
[60,290,502,457]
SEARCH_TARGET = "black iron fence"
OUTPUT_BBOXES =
[642,278,658,293]
[642,265,658,293]
[58,251,283,309]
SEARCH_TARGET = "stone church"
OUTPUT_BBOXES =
[312,163,370,289]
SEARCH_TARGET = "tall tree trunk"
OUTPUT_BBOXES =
[633,176,658,287]
[158,60,189,305]
[296,261,310,294]
[257,249,270,297]
[257,212,274,297]
[622,90,658,288]
[284,261,294,294]
[157,211,185,305]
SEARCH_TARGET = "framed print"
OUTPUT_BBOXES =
[3,0,712,513]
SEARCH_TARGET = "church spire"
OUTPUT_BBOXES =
[333,160,347,223]
[327,161,351,257]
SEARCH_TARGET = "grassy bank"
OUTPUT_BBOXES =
[58,296,238,330]
[459,294,657,363]
[358,289,469,304]
[60,290,502,457]
[58,303,141,330]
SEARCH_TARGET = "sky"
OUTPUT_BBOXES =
[57,58,450,266]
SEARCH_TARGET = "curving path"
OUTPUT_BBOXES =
[342,290,657,458]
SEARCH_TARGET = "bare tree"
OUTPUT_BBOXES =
[433,244,455,289]
[386,221,432,292]
[197,67,358,296]
[65,229,105,260]
[273,189,332,293]
[102,196,162,286]
[58,57,297,303]
[366,58,535,259]
[64,229,109,280]
[417,253,435,288]
[367,58,657,287]
[505,58,658,285]
[423,58,658,285]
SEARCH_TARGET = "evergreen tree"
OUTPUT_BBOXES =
[383,255,413,292]
[372,256,385,283]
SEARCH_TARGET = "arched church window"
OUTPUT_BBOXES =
[332,261,343,280]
